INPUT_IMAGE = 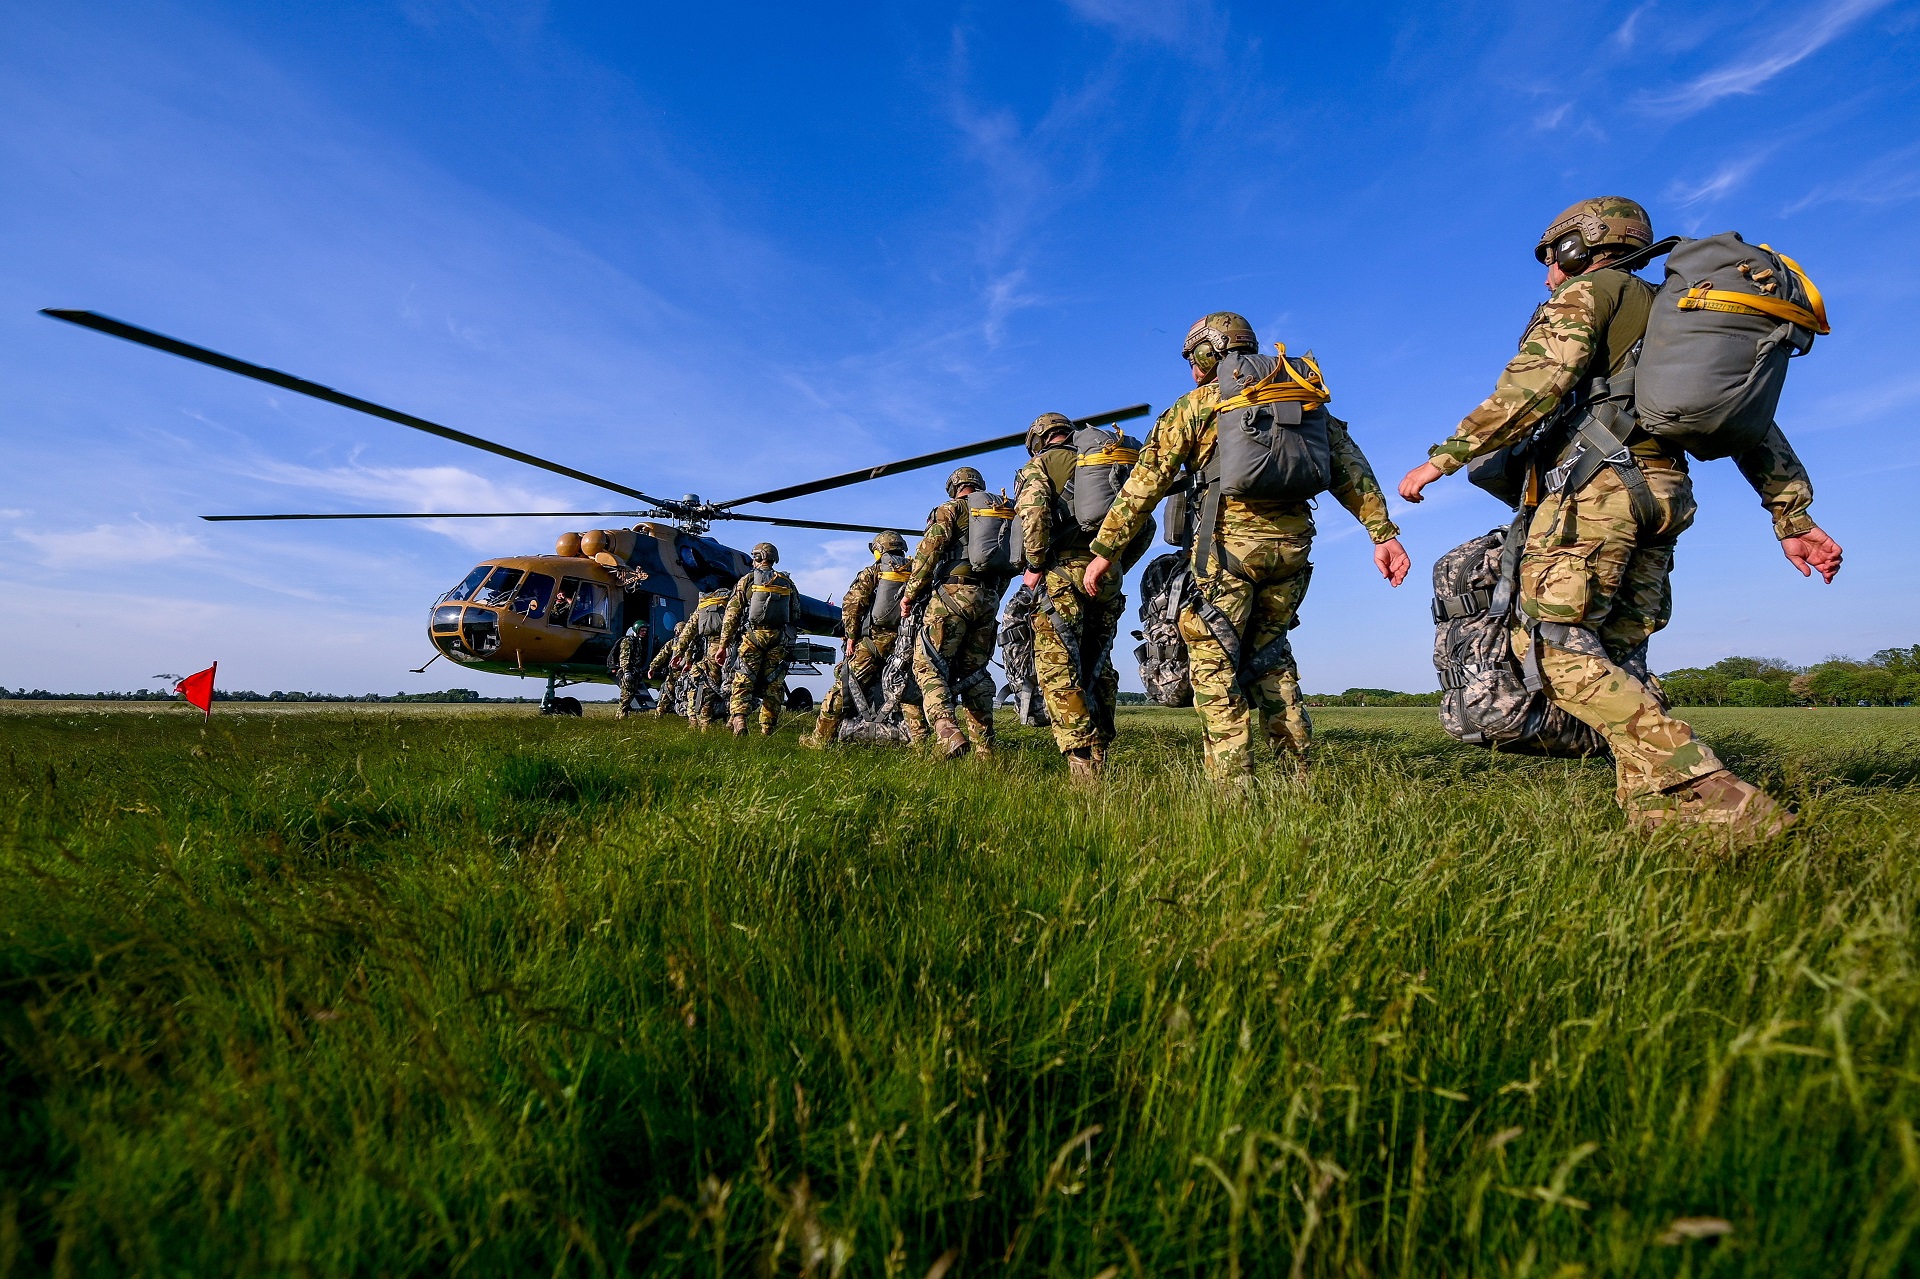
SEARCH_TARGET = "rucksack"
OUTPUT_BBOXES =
[694,589,730,638]
[745,569,795,628]
[865,554,912,632]
[1635,233,1828,460]
[1431,522,1604,756]
[966,490,1017,573]
[997,584,1052,727]
[1132,552,1194,707]
[1064,424,1141,532]
[1214,347,1334,502]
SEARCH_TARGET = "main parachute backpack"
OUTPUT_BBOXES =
[1634,232,1830,459]
[694,589,730,638]
[1064,424,1141,531]
[866,553,912,632]
[1214,346,1334,502]
[745,569,795,628]
[966,489,1018,573]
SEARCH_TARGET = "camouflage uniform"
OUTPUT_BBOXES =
[1091,387,1399,783]
[1016,446,1125,759]
[1426,266,1815,809]
[809,561,903,743]
[670,617,726,729]
[716,569,798,734]
[905,498,1011,754]
[647,622,683,716]
[611,624,650,718]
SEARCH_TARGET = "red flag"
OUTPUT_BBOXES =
[175,663,217,718]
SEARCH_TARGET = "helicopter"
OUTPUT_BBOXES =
[43,308,1149,715]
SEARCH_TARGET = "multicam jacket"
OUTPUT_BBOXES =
[904,497,1000,603]
[647,623,683,678]
[1426,268,1816,539]
[841,564,879,638]
[1090,383,1399,560]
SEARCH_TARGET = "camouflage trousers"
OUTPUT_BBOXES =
[913,580,1003,748]
[1178,533,1314,783]
[1515,464,1723,806]
[1032,563,1124,755]
[816,631,898,730]
[616,669,645,716]
[728,627,791,731]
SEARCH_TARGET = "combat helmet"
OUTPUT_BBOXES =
[1535,196,1653,267]
[1181,312,1257,377]
[868,530,907,557]
[1025,412,1075,456]
[946,466,985,497]
[750,541,779,564]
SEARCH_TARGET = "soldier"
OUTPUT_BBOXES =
[1398,196,1842,837]
[609,618,650,718]
[803,531,913,748]
[647,620,684,717]
[1016,412,1127,781]
[901,466,1016,759]
[713,542,799,736]
[674,596,729,730]
[1085,313,1410,787]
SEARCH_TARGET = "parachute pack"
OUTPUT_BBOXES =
[1213,346,1334,502]
[1132,552,1194,707]
[694,588,730,637]
[745,568,795,628]
[965,490,1018,573]
[866,554,912,632]
[1062,423,1141,532]
[1634,232,1829,460]
[997,584,1052,727]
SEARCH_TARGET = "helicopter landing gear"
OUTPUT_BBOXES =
[539,674,585,717]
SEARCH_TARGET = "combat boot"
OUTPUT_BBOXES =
[931,716,969,760]
[961,708,995,759]
[729,715,749,738]
[1632,771,1796,841]
[802,712,841,750]
[1066,748,1100,786]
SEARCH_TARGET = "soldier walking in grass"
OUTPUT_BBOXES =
[1014,412,1133,781]
[803,531,913,749]
[1085,313,1410,788]
[609,619,650,719]
[713,542,799,737]
[1399,196,1842,838]
[648,621,684,717]
[902,466,1018,759]
[677,587,731,729]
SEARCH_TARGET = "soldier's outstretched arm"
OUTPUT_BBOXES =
[1735,423,1842,582]
[1402,279,1609,502]
[1014,459,1053,585]
[1326,419,1410,586]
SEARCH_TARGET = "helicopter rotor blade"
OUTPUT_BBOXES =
[713,402,1152,509]
[720,513,923,536]
[201,510,658,521]
[42,309,677,509]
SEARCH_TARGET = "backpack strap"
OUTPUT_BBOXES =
[1191,453,1223,579]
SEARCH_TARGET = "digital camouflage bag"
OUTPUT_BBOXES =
[997,583,1051,727]
[1431,521,1605,757]
[1132,552,1194,707]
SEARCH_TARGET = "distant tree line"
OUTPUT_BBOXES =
[0,688,539,704]
[1306,688,1444,707]
[1659,648,1920,707]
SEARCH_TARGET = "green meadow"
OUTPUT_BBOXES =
[3,705,1918,1276]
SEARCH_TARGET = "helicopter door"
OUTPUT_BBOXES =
[647,593,683,661]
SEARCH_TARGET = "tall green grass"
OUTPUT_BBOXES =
[3,706,1918,1275]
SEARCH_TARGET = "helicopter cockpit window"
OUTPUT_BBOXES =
[477,567,524,608]
[442,564,491,603]
[568,580,610,631]
[510,572,554,619]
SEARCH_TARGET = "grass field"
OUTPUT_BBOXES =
[4,704,1919,1276]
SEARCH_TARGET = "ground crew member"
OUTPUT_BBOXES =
[902,466,1015,759]
[1398,196,1842,836]
[1016,412,1126,780]
[713,542,799,736]
[610,619,650,719]
[1085,313,1410,786]
[804,531,912,748]
[648,620,684,717]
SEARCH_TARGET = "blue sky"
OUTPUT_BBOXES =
[3,0,1916,696]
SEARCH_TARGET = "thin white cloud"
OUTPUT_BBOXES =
[1786,141,1920,213]
[1612,3,1653,49]
[1639,0,1892,115]
[236,459,591,551]
[1061,0,1224,54]
[1667,151,1767,206]
[16,519,205,569]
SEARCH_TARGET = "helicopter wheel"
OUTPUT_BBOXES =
[543,695,584,717]
[784,687,815,713]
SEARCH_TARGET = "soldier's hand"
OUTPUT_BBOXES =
[899,595,915,621]
[1399,461,1445,503]
[1083,556,1112,595]
[1783,527,1843,584]
[1022,569,1041,591]
[1373,538,1411,587]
